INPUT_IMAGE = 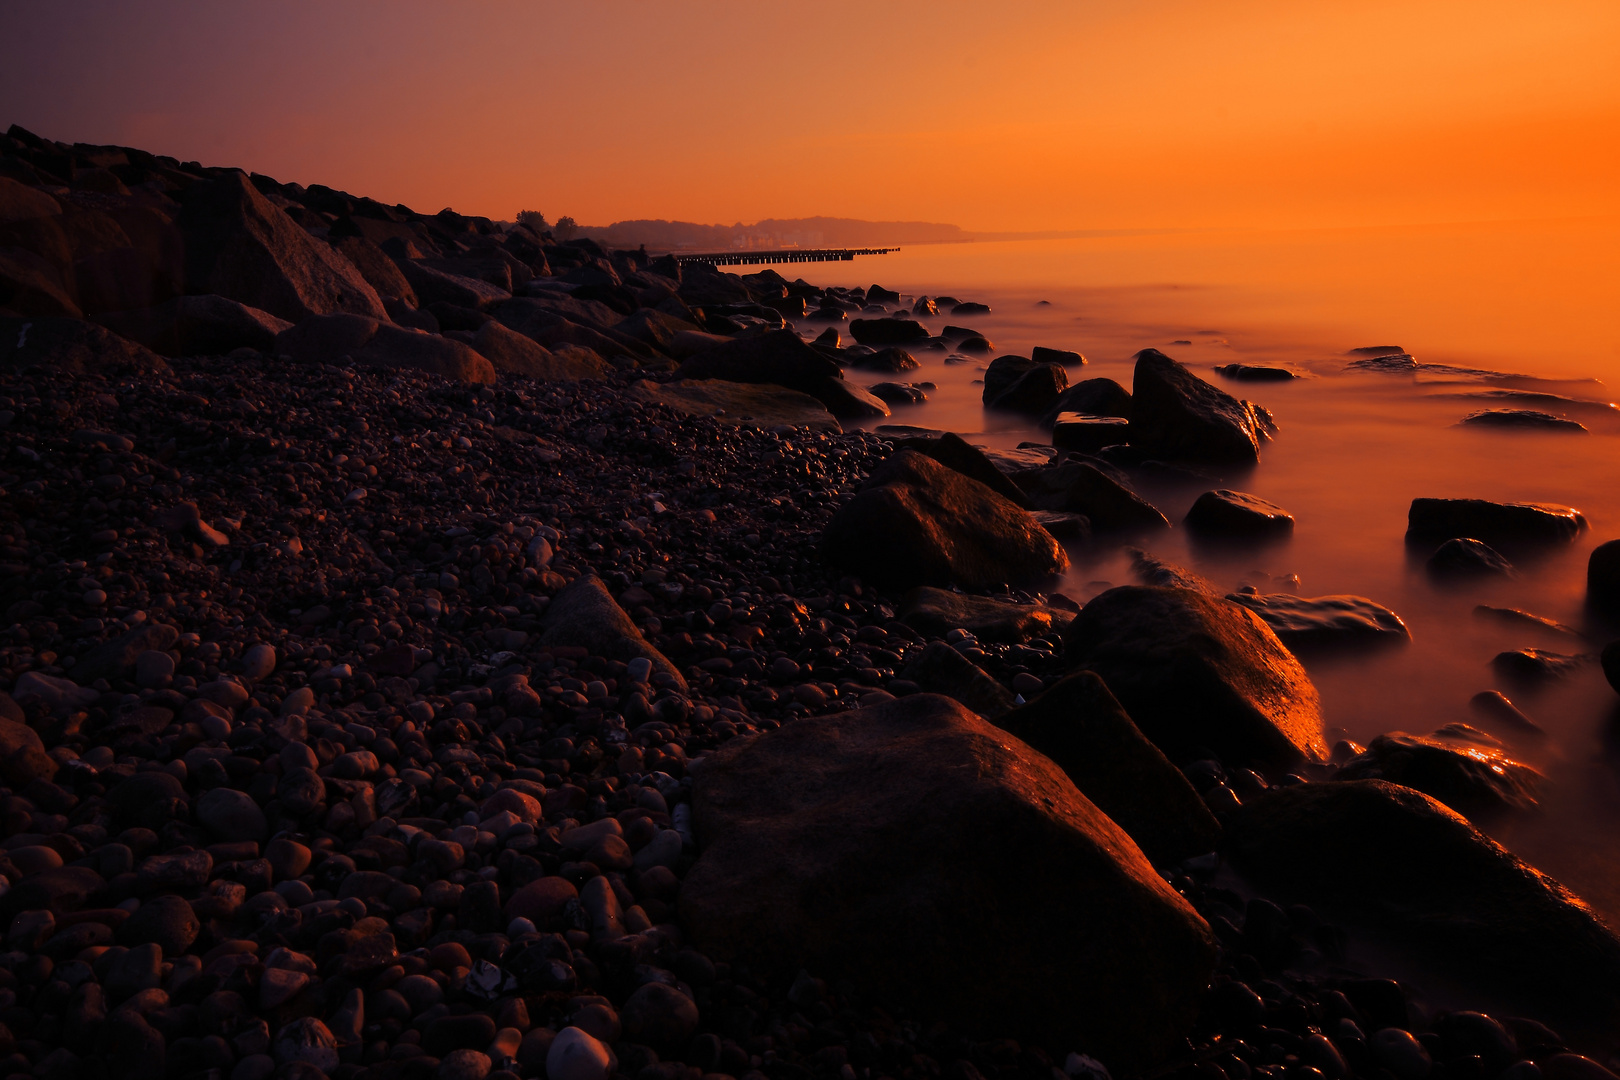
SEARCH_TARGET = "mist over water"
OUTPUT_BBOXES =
[781,216,1620,922]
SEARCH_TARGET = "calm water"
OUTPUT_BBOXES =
[773,217,1620,921]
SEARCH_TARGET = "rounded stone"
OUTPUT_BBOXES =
[273,1017,339,1071]
[242,643,278,681]
[198,786,268,842]
[120,894,200,956]
[547,1026,612,1080]
[1371,1028,1433,1080]
[439,1050,493,1080]
[621,982,699,1052]
[504,876,578,927]
[134,649,175,688]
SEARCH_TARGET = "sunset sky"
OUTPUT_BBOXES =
[3,0,1616,231]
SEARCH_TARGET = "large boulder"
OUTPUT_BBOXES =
[538,575,686,692]
[894,432,1032,508]
[177,171,387,323]
[1017,461,1169,532]
[1224,593,1410,652]
[1039,377,1133,428]
[899,586,1074,644]
[330,235,417,306]
[397,258,511,309]
[627,379,840,432]
[95,294,292,357]
[814,377,891,420]
[273,314,494,383]
[987,361,1069,415]
[1332,733,1541,818]
[1587,539,1620,613]
[1228,780,1620,1028]
[0,246,79,317]
[0,718,57,787]
[681,694,1217,1071]
[1407,498,1588,549]
[1061,586,1327,768]
[676,328,838,393]
[1127,349,1272,463]
[474,319,608,380]
[848,317,929,345]
[822,450,1069,592]
[1183,490,1295,540]
[0,316,167,374]
[996,672,1221,866]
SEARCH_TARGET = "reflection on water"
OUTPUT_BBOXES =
[780,217,1620,921]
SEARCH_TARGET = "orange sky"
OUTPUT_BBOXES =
[3,0,1616,231]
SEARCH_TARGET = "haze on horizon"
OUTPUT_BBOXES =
[3,0,1616,235]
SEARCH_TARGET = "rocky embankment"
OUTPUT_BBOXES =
[2,126,1620,1080]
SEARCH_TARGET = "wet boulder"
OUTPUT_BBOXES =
[815,377,891,420]
[177,171,387,323]
[843,346,919,373]
[1213,363,1297,381]
[1586,540,1620,613]
[1491,648,1588,683]
[987,361,1069,415]
[95,294,293,357]
[538,575,686,692]
[868,381,927,406]
[1051,414,1130,453]
[982,355,1040,403]
[1031,345,1085,367]
[1184,490,1295,540]
[1333,733,1542,818]
[822,450,1068,592]
[892,432,1032,508]
[996,672,1221,866]
[1225,593,1410,652]
[1461,409,1587,433]
[848,317,929,345]
[1017,461,1169,532]
[681,693,1217,1072]
[1128,349,1272,463]
[1427,537,1515,579]
[1407,498,1587,549]
[1039,377,1133,428]
[1228,780,1620,1028]
[899,586,1074,644]
[1061,586,1328,769]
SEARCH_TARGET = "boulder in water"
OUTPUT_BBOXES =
[1225,593,1410,652]
[1228,779,1620,1028]
[1407,498,1587,548]
[1333,733,1542,817]
[680,693,1217,1071]
[1427,537,1515,579]
[1051,414,1130,453]
[1018,461,1169,532]
[1061,585,1328,768]
[1461,409,1587,433]
[1184,489,1295,540]
[1127,349,1273,464]
[1039,377,1132,428]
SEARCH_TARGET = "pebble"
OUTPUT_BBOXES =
[547,1026,613,1080]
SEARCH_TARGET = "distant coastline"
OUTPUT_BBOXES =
[577,215,1169,253]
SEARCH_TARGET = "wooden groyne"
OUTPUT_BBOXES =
[674,247,898,267]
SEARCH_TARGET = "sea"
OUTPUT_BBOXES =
[762,214,1620,927]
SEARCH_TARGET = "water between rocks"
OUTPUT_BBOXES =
[775,216,1620,925]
